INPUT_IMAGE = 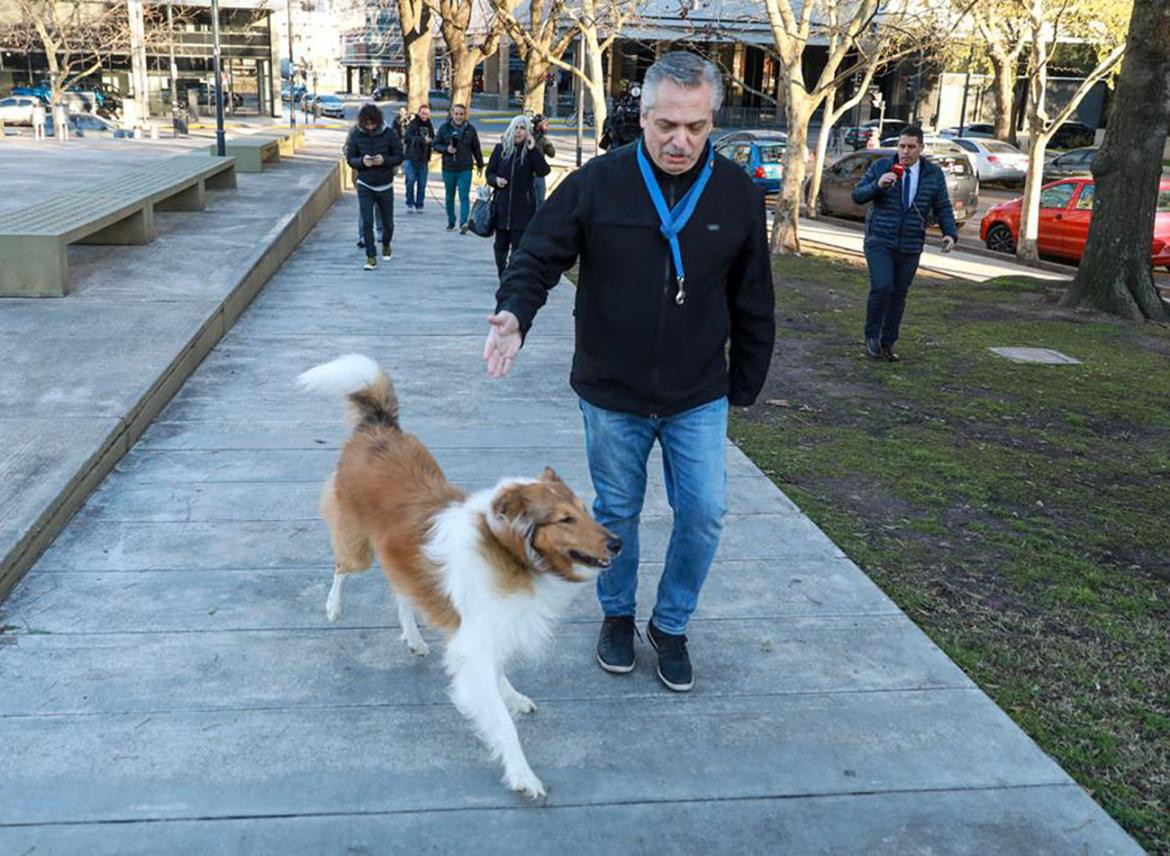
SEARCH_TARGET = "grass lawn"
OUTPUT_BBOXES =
[730,250,1169,851]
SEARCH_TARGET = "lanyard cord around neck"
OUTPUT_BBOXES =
[635,140,715,306]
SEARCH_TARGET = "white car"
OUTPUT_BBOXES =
[951,137,1028,185]
[0,96,40,125]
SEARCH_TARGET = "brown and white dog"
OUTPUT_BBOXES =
[297,354,621,798]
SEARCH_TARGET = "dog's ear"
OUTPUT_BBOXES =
[492,485,530,526]
[540,467,564,485]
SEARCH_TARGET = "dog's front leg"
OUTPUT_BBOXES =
[448,650,545,799]
[498,671,536,715]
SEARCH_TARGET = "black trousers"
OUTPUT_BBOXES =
[357,184,394,257]
[494,227,524,276]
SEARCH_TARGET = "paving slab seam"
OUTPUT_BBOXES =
[0,686,987,722]
[0,159,345,604]
[0,782,1088,830]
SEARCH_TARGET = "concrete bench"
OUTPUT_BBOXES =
[252,127,306,156]
[0,153,237,297]
[208,137,280,172]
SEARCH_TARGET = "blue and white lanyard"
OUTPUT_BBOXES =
[635,139,715,305]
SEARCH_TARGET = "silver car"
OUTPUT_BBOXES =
[952,137,1028,186]
[813,147,980,229]
[0,96,40,126]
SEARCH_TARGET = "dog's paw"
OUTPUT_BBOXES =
[325,596,342,623]
[506,767,546,800]
[404,637,430,657]
[506,692,537,715]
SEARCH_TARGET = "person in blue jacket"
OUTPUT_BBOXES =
[851,125,957,361]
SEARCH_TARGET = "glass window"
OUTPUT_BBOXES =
[0,98,13,106]
[757,144,785,164]
[954,139,977,152]
[1040,183,1077,209]
[731,146,751,167]
[985,141,1018,153]
[1074,184,1095,210]
[1156,189,1170,212]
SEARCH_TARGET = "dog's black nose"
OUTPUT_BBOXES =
[606,537,623,555]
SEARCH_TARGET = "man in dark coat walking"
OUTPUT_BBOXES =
[432,104,485,232]
[851,126,957,361]
[402,104,435,213]
[483,52,775,693]
[345,103,404,270]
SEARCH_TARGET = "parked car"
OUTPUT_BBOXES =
[371,85,406,101]
[844,119,909,150]
[979,177,1170,268]
[1043,147,1097,183]
[938,122,997,139]
[281,84,306,103]
[0,95,40,125]
[714,130,788,194]
[1049,121,1096,150]
[951,137,1029,185]
[44,112,129,138]
[811,147,980,228]
[313,93,346,119]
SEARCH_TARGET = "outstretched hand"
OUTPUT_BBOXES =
[484,311,522,378]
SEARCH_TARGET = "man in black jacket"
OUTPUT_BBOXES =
[345,103,404,270]
[402,104,435,213]
[432,104,484,232]
[484,52,775,693]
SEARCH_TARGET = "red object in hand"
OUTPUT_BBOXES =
[891,162,905,179]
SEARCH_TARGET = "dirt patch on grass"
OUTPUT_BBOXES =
[732,250,1170,852]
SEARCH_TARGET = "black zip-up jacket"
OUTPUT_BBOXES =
[495,143,775,417]
[486,141,550,232]
[344,122,404,186]
[433,120,484,173]
[403,116,435,164]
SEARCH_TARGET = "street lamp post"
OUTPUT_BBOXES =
[286,0,295,131]
[957,42,976,138]
[210,0,226,156]
[166,0,181,135]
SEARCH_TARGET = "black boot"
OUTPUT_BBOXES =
[597,616,636,674]
[648,621,693,692]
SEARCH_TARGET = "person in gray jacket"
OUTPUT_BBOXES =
[851,125,957,361]
[345,103,404,270]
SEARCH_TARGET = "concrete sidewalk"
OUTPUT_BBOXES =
[0,180,1141,853]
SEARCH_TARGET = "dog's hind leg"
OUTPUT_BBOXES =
[321,474,373,623]
[498,671,536,715]
[395,594,430,656]
[447,646,545,799]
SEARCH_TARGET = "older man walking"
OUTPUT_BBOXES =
[483,51,775,692]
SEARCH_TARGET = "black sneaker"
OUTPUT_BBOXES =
[647,621,693,692]
[446,223,456,231]
[355,238,364,248]
[459,222,470,235]
[596,616,636,674]
[865,337,882,359]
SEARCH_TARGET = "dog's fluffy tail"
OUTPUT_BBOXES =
[297,354,399,430]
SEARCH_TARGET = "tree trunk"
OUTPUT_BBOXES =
[523,56,548,114]
[450,53,477,108]
[1061,0,1170,321]
[398,0,433,112]
[989,48,1017,144]
[584,34,607,150]
[1015,136,1049,262]
[806,86,835,219]
[770,93,813,254]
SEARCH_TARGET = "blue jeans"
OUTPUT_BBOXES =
[534,175,547,208]
[864,244,921,346]
[580,397,728,635]
[404,159,428,208]
[442,169,473,227]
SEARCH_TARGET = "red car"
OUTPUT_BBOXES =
[980,177,1170,269]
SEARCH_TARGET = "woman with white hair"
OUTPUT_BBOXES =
[485,114,552,276]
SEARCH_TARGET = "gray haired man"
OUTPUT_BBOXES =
[484,52,776,692]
